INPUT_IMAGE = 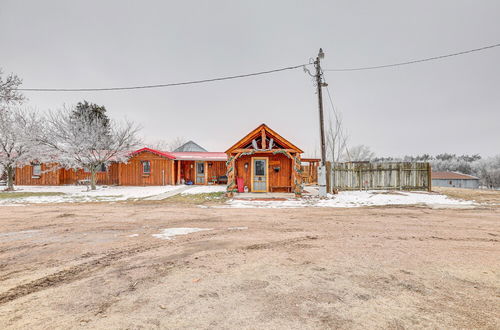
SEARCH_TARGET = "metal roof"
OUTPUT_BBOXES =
[173,141,208,152]
[169,152,227,161]
[431,171,479,180]
[129,148,227,161]
[129,147,176,159]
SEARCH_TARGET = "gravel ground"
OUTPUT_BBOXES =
[0,201,498,329]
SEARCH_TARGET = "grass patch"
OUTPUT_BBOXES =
[434,187,500,204]
[0,191,65,199]
[163,192,227,205]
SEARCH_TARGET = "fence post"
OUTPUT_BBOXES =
[398,164,402,190]
[427,162,432,192]
[359,167,362,190]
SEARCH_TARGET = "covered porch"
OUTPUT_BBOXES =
[225,124,304,197]
[170,152,227,186]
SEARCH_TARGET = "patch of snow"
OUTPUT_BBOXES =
[127,234,139,237]
[0,229,40,237]
[219,190,474,209]
[0,185,180,205]
[181,185,226,195]
[228,226,248,230]
[0,229,41,242]
[319,190,474,208]
[152,228,212,240]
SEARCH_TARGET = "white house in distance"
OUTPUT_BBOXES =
[431,171,480,189]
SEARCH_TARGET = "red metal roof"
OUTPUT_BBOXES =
[129,147,176,159]
[431,171,478,180]
[169,152,227,161]
[129,148,227,161]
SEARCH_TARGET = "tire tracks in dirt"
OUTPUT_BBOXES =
[380,235,499,243]
[242,235,319,251]
[0,243,161,306]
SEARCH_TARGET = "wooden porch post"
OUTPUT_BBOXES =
[261,128,266,149]
[204,161,208,185]
[170,160,175,185]
[226,153,238,197]
[293,153,302,197]
[177,160,181,185]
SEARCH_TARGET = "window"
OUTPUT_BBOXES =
[196,162,205,174]
[254,159,265,176]
[142,161,151,175]
[32,164,42,178]
[98,163,107,172]
[84,164,107,173]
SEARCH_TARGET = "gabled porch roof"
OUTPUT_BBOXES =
[225,123,303,154]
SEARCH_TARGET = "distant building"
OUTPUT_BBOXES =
[432,171,479,189]
[173,141,208,152]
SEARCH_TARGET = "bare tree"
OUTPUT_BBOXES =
[344,145,375,162]
[38,107,141,190]
[147,137,187,151]
[325,113,349,163]
[147,139,170,151]
[0,69,25,105]
[167,137,188,151]
[0,107,41,190]
[474,155,500,188]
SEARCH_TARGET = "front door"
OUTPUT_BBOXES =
[252,157,268,192]
[195,161,205,184]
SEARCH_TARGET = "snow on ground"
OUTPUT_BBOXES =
[223,190,475,209]
[180,185,226,195]
[0,185,475,209]
[0,185,181,205]
[0,184,227,205]
[152,228,212,240]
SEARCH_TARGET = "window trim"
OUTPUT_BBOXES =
[32,164,42,178]
[142,160,151,175]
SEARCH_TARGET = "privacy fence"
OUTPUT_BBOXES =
[328,162,431,192]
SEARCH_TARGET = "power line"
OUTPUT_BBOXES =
[17,63,309,92]
[15,42,500,92]
[324,42,500,72]
[321,71,351,161]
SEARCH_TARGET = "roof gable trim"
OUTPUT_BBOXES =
[129,147,176,160]
[226,123,303,154]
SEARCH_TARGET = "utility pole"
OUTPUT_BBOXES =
[315,48,327,167]
[314,48,328,197]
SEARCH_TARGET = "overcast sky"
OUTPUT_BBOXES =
[1,0,499,157]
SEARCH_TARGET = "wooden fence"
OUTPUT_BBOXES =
[329,162,431,191]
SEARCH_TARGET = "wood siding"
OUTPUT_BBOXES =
[234,153,292,192]
[179,161,195,184]
[59,164,119,185]
[15,163,60,185]
[207,161,226,183]
[118,151,174,186]
[178,160,225,184]
[14,152,226,187]
[301,161,319,185]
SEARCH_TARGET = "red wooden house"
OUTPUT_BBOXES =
[15,124,312,194]
[14,147,227,187]
[226,124,303,196]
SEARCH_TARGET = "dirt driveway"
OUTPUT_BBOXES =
[0,202,498,329]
